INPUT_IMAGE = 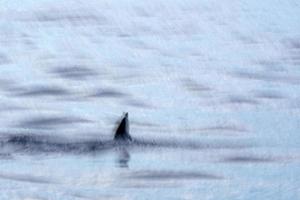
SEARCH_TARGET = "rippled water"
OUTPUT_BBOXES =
[0,0,300,199]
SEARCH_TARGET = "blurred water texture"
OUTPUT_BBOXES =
[0,0,300,199]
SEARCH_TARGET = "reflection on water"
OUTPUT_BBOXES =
[116,147,130,168]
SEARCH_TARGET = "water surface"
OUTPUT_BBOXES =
[0,0,300,199]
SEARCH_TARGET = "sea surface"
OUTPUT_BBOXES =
[0,0,300,199]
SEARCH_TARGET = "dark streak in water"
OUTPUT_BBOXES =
[91,89,128,98]
[257,60,285,72]
[126,170,222,180]
[123,98,153,109]
[17,10,107,26]
[227,95,259,105]
[14,86,71,97]
[284,38,300,65]
[222,156,275,163]
[233,71,300,85]
[135,138,254,150]
[132,120,161,128]
[254,90,284,100]
[0,173,56,184]
[181,78,211,94]
[179,125,248,134]
[50,65,98,80]
[36,14,99,23]
[284,38,300,51]
[18,116,91,129]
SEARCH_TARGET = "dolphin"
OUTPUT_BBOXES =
[0,113,252,154]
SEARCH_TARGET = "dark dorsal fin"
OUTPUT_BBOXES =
[114,112,132,141]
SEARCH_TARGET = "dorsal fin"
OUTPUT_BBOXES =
[114,112,132,141]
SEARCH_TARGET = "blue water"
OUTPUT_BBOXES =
[0,0,300,199]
